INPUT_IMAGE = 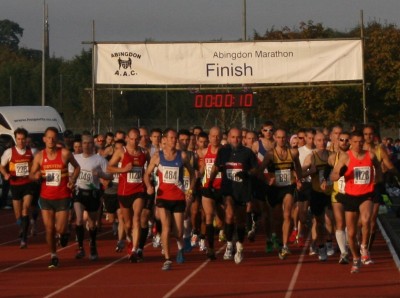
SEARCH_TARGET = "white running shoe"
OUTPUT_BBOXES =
[223,242,234,260]
[234,242,244,264]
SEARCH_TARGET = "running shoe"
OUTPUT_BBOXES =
[20,240,27,249]
[89,245,98,261]
[48,256,59,269]
[326,241,335,256]
[183,237,192,253]
[351,258,361,273]
[191,234,199,247]
[152,233,161,248]
[162,259,172,271]
[207,248,216,260]
[129,250,138,263]
[265,240,274,253]
[199,239,207,252]
[318,246,327,261]
[247,228,256,242]
[218,230,226,242]
[360,246,374,265]
[136,248,144,262]
[234,242,244,264]
[278,246,291,260]
[309,244,317,256]
[223,243,234,260]
[59,233,69,248]
[361,253,374,265]
[339,253,350,265]
[176,248,185,264]
[296,236,306,247]
[289,229,298,243]
[75,247,85,259]
[115,240,125,253]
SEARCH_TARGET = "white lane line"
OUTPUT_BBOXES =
[43,256,126,298]
[0,230,112,272]
[0,231,45,246]
[0,223,19,229]
[377,218,400,271]
[43,242,152,297]
[162,245,226,298]
[284,238,309,298]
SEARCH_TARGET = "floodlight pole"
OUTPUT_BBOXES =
[41,1,47,106]
[241,0,247,128]
[92,20,96,134]
[360,10,367,124]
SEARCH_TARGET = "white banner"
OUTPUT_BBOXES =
[95,40,362,85]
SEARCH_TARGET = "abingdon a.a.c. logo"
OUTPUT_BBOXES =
[110,51,142,77]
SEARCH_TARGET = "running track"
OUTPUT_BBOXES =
[1,209,399,298]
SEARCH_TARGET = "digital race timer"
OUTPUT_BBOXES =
[193,93,255,109]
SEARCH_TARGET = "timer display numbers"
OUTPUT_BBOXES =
[193,93,255,109]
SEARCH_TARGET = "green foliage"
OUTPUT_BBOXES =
[0,19,23,51]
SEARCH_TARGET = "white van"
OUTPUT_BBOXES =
[0,106,66,150]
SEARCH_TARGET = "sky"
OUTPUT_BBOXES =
[1,0,400,60]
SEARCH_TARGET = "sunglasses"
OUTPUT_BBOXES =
[298,137,304,140]
[262,128,274,132]
[339,138,349,142]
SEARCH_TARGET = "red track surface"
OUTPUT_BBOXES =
[1,208,399,298]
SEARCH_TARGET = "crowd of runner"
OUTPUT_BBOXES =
[1,122,399,273]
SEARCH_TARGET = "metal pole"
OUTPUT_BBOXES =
[243,0,247,40]
[360,10,367,124]
[41,0,46,106]
[165,85,168,128]
[241,0,247,128]
[9,76,12,106]
[92,20,96,134]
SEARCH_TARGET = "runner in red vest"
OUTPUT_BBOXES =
[30,127,80,269]
[0,128,36,248]
[331,130,382,273]
[107,128,150,263]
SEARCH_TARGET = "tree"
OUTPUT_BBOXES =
[0,19,23,51]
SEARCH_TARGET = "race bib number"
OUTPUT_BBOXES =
[15,162,29,177]
[79,169,93,184]
[205,163,221,179]
[338,176,345,194]
[183,176,190,191]
[163,166,179,184]
[354,166,371,185]
[275,169,291,186]
[127,167,143,183]
[45,170,61,186]
[226,169,242,182]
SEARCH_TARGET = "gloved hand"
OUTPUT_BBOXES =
[339,165,348,177]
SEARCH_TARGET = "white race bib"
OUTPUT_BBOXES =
[275,169,291,186]
[162,166,179,184]
[226,168,242,182]
[15,162,29,177]
[79,169,93,184]
[127,167,143,183]
[354,166,371,185]
[338,176,345,194]
[45,170,61,186]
